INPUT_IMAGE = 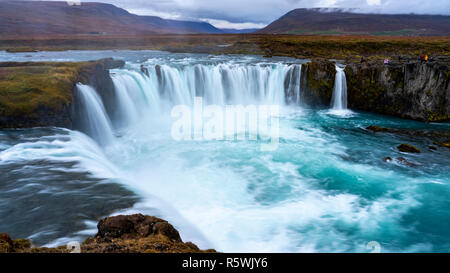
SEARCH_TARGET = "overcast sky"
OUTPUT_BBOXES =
[33,0,450,29]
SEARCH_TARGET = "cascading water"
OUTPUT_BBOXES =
[78,62,304,140]
[2,51,449,253]
[331,65,348,110]
[76,84,114,145]
[285,65,302,105]
[143,63,303,109]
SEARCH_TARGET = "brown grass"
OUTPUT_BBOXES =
[1,34,449,59]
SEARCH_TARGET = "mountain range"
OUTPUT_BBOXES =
[1,2,450,37]
[0,1,248,36]
[257,8,450,36]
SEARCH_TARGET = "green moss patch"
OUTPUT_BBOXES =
[0,62,95,119]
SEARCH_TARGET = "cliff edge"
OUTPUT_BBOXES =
[0,214,215,253]
[0,58,124,129]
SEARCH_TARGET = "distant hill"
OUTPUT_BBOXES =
[257,8,450,36]
[0,1,224,36]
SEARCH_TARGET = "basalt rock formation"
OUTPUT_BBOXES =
[301,59,449,122]
[345,61,449,122]
[300,59,336,107]
[0,214,215,253]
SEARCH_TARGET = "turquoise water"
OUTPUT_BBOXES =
[0,50,449,252]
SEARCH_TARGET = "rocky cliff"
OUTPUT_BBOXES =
[300,59,336,107]
[0,58,124,129]
[301,59,449,122]
[345,61,449,122]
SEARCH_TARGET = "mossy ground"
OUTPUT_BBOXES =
[0,61,107,128]
[0,63,79,118]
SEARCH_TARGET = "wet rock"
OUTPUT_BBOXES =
[396,157,420,167]
[429,146,438,150]
[301,59,336,106]
[96,214,182,242]
[140,65,149,77]
[365,126,450,140]
[397,144,421,153]
[367,126,390,132]
[433,141,450,149]
[382,156,393,162]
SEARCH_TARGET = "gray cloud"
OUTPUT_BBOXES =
[25,0,450,28]
[97,0,450,23]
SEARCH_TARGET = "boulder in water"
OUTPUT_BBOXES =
[396,157,420,167]
[433,141,450,149]
[367,126,390,132]
[382,156,393,162]
[397,144,421,153]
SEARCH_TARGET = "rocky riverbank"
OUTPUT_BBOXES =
[0,58,124,129]
[298,58,449,122]
[0,214,215,253]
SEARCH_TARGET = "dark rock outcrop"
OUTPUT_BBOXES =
[96,214,181,242]
[301,59,336,106]
[300,59,449,122]
[345,61,449,122]
[365,125,450,150]
[367,125,390,133]
[382,156,393,162]
[0,214,215,253]
[433,141,450,148]
[396,157,420,167]
[397,144,421,153]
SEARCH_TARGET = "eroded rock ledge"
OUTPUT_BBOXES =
[0,214,216,253]
[299,59,449,122]
[345,61,450,122]
[0,58,124,129]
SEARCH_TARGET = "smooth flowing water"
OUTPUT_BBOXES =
[331,65,348,110]
[0,50,449,252]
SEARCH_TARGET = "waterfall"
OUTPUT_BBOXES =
[285,65,302,105]
[331,65,348,110]
[76,63,303,144]
[76,84,115,145]
[148,63,302,107]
